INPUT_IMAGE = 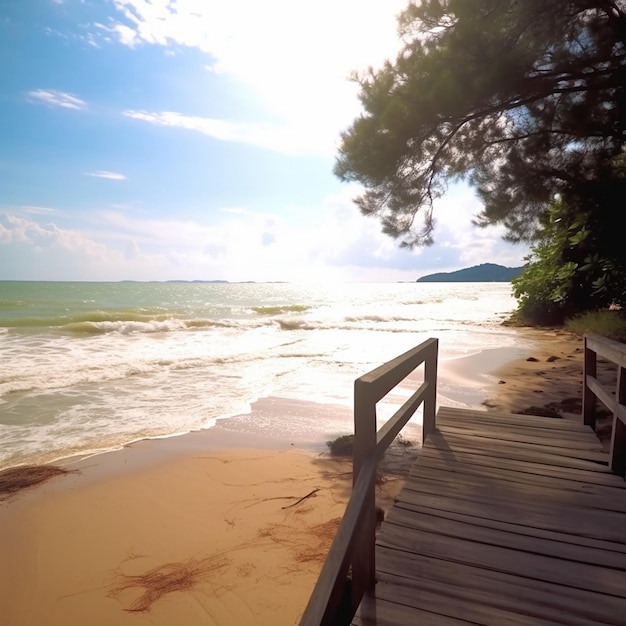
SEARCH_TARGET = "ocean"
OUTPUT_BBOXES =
[0,281,532,470]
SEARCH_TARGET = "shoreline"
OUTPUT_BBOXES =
[0,326,596,625]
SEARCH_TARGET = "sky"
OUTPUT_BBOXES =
[0,0,529,283]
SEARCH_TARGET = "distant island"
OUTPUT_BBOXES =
[416,263,524,283]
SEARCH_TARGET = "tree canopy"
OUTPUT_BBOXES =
[335,0,626,250]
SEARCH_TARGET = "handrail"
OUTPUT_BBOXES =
[299,337,438,626]
[583,333,626,474]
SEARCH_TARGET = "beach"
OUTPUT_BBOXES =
[0,399,416,626]
[1,445,353,626]
[0,325,598,626]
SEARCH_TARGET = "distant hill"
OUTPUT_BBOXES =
[416,263,524,283]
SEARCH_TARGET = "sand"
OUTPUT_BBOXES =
[0,447,351,625]
[0,419,418,626]
[484,327,586,415]
[0,327,600,626]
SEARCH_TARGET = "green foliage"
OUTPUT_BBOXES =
[565,310,626,341]
[336,1,626,247]
[326,434,354,457]
[513,200,626,324]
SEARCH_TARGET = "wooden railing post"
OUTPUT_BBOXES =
[351,380,377,610]
[423,340,438,438]
[299,338,439,626]
[610,366,626,475]
[581,334,626,477]
[583,336,598,428]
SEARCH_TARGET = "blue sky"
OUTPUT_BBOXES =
[0,0,528,282]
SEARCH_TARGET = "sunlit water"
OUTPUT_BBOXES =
[0,281,533,469]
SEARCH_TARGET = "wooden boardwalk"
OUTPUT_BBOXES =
[352,406,626,625]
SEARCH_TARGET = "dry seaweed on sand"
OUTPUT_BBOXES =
[0,464,70,499]
[109,555,230,612]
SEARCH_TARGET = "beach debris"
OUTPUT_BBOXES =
[109,554,230,612]
[293,517,342,564]
[482,399,499,408]
[526,357,540,362]
[0,464,70,500]
[281,488,320,510]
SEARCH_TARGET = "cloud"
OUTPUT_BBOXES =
[422,184,529,270]
[123,109,328,155]
[106,1,408,152]
[1,213,97,252]
[0,182,528,282]
[84,170,127,180]
[26,89,87,110]
[15,205,59,216]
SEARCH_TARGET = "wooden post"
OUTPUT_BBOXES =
[351,380,377,610]
[423,339,438,438]
[583,336,597,428]
[609,366,626,476]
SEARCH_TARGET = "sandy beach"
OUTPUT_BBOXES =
[0,326,598,626]
[0,403,417,626]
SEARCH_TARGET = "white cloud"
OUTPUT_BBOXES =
[426,184,529,270]
[107,0,407,152]
[112,23,138,47]
[0,213,105,256]
[123,109,329,155]
[0,182,528,282]
[84,170,127,180]
[16,205,59,216]
[26,89,87,110]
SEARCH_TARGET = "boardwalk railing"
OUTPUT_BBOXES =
[299,337,438,626]
[583,333,626,475]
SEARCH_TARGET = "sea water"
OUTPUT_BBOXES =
[0,281,532,469]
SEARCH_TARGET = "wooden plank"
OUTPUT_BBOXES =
[352,595,469,625]
[401,463,626,513]
[364,580,567,626]
[384,501,626,555]
[393,486,626,544]
[439,422,605,450]
[374,525,626,597]
[586,333,626,368]
[437,407,591,432]
[375,559,626,626]
[439,412,596,436]
[416,445,621,487]
[411,452,626,500]
[423,432,609,473]
[586,375,617,414]
[380,508,626,570]
[427,429,609,466]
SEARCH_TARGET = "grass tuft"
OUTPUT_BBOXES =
[326,435,354,457]
[565,309,626,341]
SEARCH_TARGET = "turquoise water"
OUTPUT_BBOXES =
[0,281,527,469]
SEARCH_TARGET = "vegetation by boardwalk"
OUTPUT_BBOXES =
[353,406,626,625]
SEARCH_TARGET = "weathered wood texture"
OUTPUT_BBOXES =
[583,333,626,474]
[353,406,626,626]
